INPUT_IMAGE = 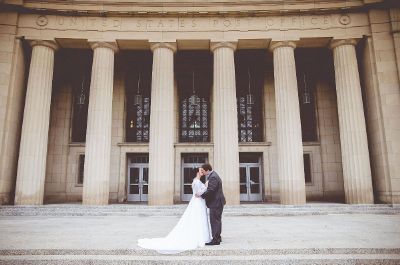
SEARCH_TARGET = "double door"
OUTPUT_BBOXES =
[127,155,149,202]
[239,162,262,202]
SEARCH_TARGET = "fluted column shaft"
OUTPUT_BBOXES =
[212,42,240,205]
[271,42,306,205]
[82,42,117,205]
[14,40,58,205]
[148,43,176,205]
[330,39,374,204]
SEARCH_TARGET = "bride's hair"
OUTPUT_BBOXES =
[192,167,200,179]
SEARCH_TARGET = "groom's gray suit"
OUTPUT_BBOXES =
[201,171,226,243]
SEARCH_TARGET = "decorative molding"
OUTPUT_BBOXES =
[6,0,388,18]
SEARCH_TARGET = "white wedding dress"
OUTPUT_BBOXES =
[137,179,211,254]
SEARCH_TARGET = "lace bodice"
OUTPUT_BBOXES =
[192,179,206,196]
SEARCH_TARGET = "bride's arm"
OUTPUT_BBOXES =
[194,180,207,196]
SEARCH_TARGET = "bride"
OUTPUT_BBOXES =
[137,168,211,254]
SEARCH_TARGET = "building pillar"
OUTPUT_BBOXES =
[148,43,176,205]
[14,40,58,205]
[390,8,400,81]
[330,39,374,204]
[211,42,240,205]
[82,42,117,205]
[270,41,306,205]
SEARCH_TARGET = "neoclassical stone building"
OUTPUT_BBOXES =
[0,0,399,206]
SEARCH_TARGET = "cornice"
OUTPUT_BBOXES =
[1,0,391,18]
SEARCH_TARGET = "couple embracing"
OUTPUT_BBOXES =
[138,163,226,254]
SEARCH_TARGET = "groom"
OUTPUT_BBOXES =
[196,163,226,245]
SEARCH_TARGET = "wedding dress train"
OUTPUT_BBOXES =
[137,179,211,254]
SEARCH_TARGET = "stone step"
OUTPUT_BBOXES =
[1,204,399,216]
[1,249,400,265]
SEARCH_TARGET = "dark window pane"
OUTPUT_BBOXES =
[78,154,85,184]
[239,154,260,163]
[240,184,247,194]
[295,49,318,142]
[240,167,246,183]
[184,185,192,194]
[130,185,139,194]
[250,184,260,193]
[303,153,312,183]
[130,168,140,184]
[142,185,148,195]
[250,167,260,183]
[143,168,148,182]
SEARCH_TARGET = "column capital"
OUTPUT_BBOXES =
[150,42,177,53]
[269,41,296,52]
[210,42,237,52]
[89,41,119,52]
[329,39,357,50]
[29,40,59,51]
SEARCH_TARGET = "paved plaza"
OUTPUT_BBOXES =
[0,204,400,264]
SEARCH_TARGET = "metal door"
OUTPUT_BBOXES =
[127,155,149,202]
[239,163,262,201]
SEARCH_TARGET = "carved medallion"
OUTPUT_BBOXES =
[36,15,49,26]
[339,14,351,25]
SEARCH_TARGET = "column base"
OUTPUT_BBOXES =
[0,192,13,205]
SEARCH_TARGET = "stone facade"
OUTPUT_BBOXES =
[0,0,399,205]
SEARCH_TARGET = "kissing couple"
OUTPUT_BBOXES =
[138,163,226,254]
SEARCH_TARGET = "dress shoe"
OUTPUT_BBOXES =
[205,240,220,246]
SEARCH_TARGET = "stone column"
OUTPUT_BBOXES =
[390,8,400,81]
[148,43,176,205]
[82,42,117,205]
[330,39,374,204]
[211,42,240,205]
[14,40,58,205]
[270,41,306,205]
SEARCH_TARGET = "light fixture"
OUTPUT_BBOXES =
[134,73,142,106]
[189,71,200,107]
[246,67,254,105]
[77,76,86,106]
[302,73,311,104]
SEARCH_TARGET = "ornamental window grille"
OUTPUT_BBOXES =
[125,52,152,142]
[235,50,264,142]
[177,51,212,143]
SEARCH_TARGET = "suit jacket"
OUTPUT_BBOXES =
[201,171,226,208]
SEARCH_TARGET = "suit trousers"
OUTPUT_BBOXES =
[209,205,223,242]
